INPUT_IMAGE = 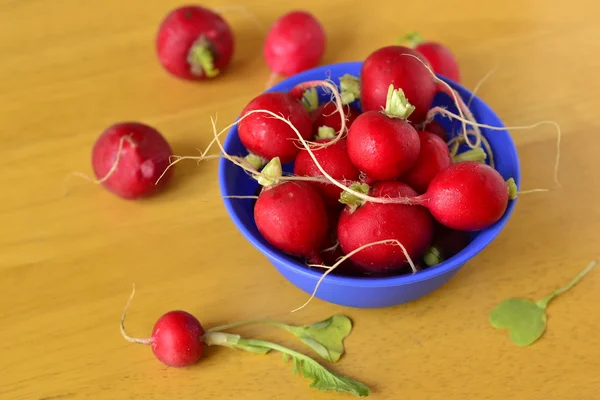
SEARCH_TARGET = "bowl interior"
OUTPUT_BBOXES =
[218,61,521,286]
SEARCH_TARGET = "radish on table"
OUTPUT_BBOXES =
[91,121,174,199]
[120,285,370,396]
[156,5,234,80]
[263,10,326,80]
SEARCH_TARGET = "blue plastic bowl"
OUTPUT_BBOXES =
[218,61,520,308]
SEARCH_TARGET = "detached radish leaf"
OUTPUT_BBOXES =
[489,260,597,346]
[203,332,370,397]
[281,315,352,363]
[239,338,370,397]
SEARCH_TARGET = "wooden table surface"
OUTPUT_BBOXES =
[2,0,599,399]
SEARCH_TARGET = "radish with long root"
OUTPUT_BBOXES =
[399,32,461,83]
[237,81,346,168]
[156,5,234,80]
[346,84,421,181]
[120,285,370,396]
[254,158,329,264]
[263,10,326,87]
[337,181,434,274]
[90,122,174,199]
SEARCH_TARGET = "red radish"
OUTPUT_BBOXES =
[238,92,313,164]
[293,137,359,211]
[400,131,487,194]
[156,5,234,80]
[337,181,434,273]
[254,159,329,263]
[401,32,461,83]
[263,10,326,77]
[150,311,205,367]
[422,120,448,141]
[360,45,469,125]
[346,85,420,181]
[311,102,360,134]
[400,131,452,194]
[420,161,513,231]
[91,122,174,199]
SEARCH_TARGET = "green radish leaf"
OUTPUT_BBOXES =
[236,338,370,397]
[284,315,353,363]
[489,260,597,346]
[489,298,547,346]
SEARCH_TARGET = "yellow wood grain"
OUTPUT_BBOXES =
[1,0,599,398]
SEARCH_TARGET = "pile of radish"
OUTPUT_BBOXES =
[230,43,517,277]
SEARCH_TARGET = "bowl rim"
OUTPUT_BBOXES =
[218,61,521,288]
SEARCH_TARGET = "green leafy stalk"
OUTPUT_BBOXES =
[316,126,336,140]
[536,260,597,309]
[452,148,487,163]
[245,153,267,170]
[339,182,370,212]
[397,31,423,48]
[423,246,443,267]
[506,178,518,200]
[384,84,415,119]
[187,37,219,78]
[339,74,361,105]
[489,260,597,346]
[302,87,320,112]
[256,157,282,187]
[206,315,353,363]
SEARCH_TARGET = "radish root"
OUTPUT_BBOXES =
[428,107,562,189]
[291,239,417,313]
[64,134,136,194]
[120,283,153,346]
[467,67,497,108]
[399,53,482,149]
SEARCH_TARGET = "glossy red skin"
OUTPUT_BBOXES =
[311,102,360,134]
[360,45,435,124]
[415,42,460,83]
[254,181,328,263]
[337,181,434,273]
[91,122,173,199]
[422,120,448,142]
[238,92,313,163]
[401,131,452,194]
[264,11,326,76]
[423,161,509,231]
[346,111,421,181]
[293,138,360,211]
[151,311,204,367]
[156,6,234,80]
